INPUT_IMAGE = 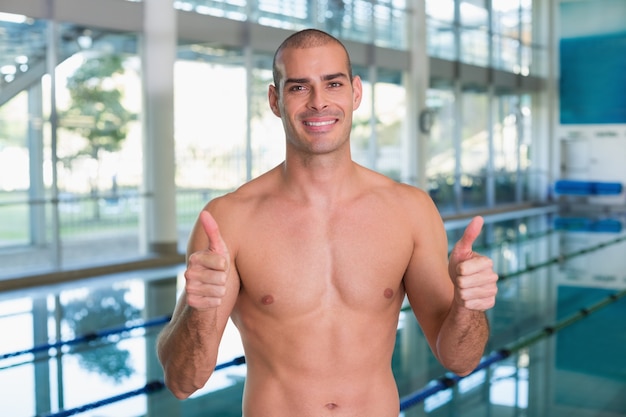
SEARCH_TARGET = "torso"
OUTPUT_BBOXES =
[215,164,425,417]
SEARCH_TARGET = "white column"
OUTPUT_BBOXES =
[546,0,560,201]
[404,0,429,189]
[28,82,46,246]
[140,0,178,255]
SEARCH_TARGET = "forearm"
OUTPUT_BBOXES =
[157,306,221,399]
[435,304,489,376]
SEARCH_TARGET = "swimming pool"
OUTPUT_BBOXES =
[1,211,625,417]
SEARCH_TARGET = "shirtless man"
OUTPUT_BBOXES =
[157,29,499,417]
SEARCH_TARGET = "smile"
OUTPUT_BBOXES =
[303,120,336,127]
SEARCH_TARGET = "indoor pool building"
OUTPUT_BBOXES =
[1,1,625,416]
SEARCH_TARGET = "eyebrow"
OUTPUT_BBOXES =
[284,72,349,85]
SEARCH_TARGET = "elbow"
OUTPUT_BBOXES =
[449,365,476,377]
[442,355,482,377]
[157,342,205,399]
[170,388,194,401]
[160,355,216,400]
[435,344,484,377]
[162,369,192,400]
[163,370,210,400]
[169,385,193,401]
[156,332,216,399]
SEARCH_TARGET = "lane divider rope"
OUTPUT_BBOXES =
[0,315,171,361]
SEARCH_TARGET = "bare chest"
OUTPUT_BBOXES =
[233,204,413,314]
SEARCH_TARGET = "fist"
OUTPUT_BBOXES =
[449,216,499,311]
[184,210,230,310]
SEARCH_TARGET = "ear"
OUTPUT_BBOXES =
[351,75,363,110]
[268,84,281,117]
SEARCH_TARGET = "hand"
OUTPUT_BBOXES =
[448,216,498,311]
[184,210,230,311]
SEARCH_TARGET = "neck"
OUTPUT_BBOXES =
[280,150,358,204]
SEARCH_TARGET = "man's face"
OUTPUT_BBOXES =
[269,43,362,156]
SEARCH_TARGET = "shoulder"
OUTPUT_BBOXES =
[238,170,280,201]
[208,165,281,215]
[192,166,281,251]
[357,167,445,242]
[357,165,437,211]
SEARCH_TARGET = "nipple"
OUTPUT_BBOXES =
[261,295,274,305]
[384,288,394,299]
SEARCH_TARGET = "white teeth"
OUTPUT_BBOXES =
[305,120,335,126]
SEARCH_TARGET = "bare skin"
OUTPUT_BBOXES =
[157,29,498,417]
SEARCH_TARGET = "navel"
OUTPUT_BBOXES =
[261,295,274,305]
[384,288,394,299]
[325,403,339,410]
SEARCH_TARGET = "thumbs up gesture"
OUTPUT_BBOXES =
[184,210,231,311]
[448,216,498,312]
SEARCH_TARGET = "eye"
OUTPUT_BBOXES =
[328,81,342,88]
[289,85,307,92]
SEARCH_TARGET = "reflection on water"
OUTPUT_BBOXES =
[1,212,625,417]
[61,285,142,382]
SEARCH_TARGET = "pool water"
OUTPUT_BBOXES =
[1,212,625,417]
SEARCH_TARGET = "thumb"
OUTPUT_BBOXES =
[452,216,484,261]
[199,210,229,256]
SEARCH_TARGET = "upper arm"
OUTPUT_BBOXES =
[402,190,453,354]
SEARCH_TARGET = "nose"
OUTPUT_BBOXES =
[308,88,328,112]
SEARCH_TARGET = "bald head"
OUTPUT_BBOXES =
[272,29,353,90]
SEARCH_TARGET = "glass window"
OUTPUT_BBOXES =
[427,18,457,61]
[520,0,533,76]
[256,0,309,29]
[460,26,489,66]
[426,84,456,214]
[0,15,50,275]
[0,92,31,248]
[349,67,406,181]
[174,44,247,230]
[349,0,375,44]
[493,92,520,205]
[373,0,408,49]
[373,68,405,181]
[519,93,533,201]
[491,0,536,76]
[320,0,348,38]
[174,0,248,22]
[492,0,520,38]
[426,0,457,60]
[460,0,488,27]
[492,34,521,73]
[0,0,545,277]
[460,87,488,210]
[250,55,285,178]
[350,65,373,169]
[0,17,142,275]
[426,0,455,23]
[55,29,142,269]
[460,0,489,66]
